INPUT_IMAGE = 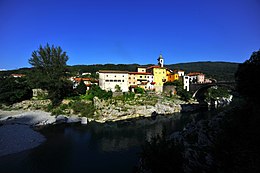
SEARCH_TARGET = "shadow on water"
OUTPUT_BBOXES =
[0,109,218,173]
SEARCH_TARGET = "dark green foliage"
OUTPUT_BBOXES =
[164,80,191,101]
[139,133,184,173]
[235,50,260,102]
[205,86,230,101]
[75,80,87,95]
[0,77,32,105]
[28,44,71,106]
[114,84,121,92]
[70,101,95,118]
[86,85,112,100]
[134,87,145,94]
[166,62,239,81]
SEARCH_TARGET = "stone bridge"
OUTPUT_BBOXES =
[190,81,236,102]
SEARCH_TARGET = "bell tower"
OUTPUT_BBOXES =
[157,54,164,67]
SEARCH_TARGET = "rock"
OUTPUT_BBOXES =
[67,115,81,123]
[56,115,68,123]
[81,117,88,125]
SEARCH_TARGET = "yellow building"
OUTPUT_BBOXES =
[166,69,179,82]
[128,72,154,91]
[145,55,167,92]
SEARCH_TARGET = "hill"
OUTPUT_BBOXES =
[1,62,239,81]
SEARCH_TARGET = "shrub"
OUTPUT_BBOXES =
[134,87,145,94]
[70,101,95,118]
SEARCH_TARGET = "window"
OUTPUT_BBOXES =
[129,77,131,79]
[109,80,113,82]
[140,76,142,78]
[114,80,117,82]
[122,80,124,82]
[114,75,116,77]
[106,75,108,77]
[133,82,135,84]
[129,82,131,84]
[122,75,124,77]
[105,80,109,82]
[118,80,121,82]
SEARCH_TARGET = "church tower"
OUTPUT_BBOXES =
[157,54,164,67]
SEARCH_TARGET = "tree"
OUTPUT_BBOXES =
[235,49,260,102]
[115,84,121,92]
[0,77,32,105]
[75,80,87,95]
[28,44,71,106]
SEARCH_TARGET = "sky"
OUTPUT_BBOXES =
[0,0,260,70]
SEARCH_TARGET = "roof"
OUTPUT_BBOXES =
[187,72,204,76]
[147,65,166,69]
[73,77,91,81]
[99,70,129,74]
[128,72,152,75]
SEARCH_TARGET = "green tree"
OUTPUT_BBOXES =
[235,49,260,102]
[0,77,32,105]
[115,84,121,92]
[75,80,87,95]
[28,44,71,106]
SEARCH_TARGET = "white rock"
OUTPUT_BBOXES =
[81,117,88,125]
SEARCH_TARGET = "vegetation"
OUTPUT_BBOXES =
[164,80,191,101]
[134,87,145,94]
[75,80,87,95]
[138,50,260,172]
[235,49,260,103]
[82,85,112,101]
[205,86,230,102]
[0,77,32,105]
[28,44,72,106]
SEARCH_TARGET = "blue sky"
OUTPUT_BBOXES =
[0,0,259,70]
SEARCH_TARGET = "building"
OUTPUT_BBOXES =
[99,70,129,92]
[128,72,154,91]
[146,55,167,92]
[166,69,179,82]
[11,74,25,78]
[72,77,98,90]
[187,72,205,83]
[183,75,190,91]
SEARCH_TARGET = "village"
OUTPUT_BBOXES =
[71,54,213,94]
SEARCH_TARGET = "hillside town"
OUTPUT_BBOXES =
[8,55,214,95]
[71,55,212,93]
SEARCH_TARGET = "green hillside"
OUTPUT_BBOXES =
[1,62,239,81]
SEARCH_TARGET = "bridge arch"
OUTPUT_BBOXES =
[190,82,236,102]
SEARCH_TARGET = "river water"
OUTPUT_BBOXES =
[0,110,216,173]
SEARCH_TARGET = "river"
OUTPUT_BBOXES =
[0,110,217,173]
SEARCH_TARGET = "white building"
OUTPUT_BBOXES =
[183,75,190,91]
[99,70,129,92]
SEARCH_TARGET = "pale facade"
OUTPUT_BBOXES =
[99,70,129,92]
[183,75,190,91]
[128,72,154,90]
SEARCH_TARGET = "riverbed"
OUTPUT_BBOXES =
[0,110,216,173]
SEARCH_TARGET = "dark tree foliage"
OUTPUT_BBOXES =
[75,80,87,95]
[28,44,72,106]
[235,50,260,102]
[0,77,32,105]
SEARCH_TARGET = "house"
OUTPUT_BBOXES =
[11,74,25,78]
[99,70,129,92]
[187,72,205,83]
[72,77,98,90]
[128,72,154,91]
[183,75,190,91]
[166,69,179,82]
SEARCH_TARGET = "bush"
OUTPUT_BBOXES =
[134,87,145,94]
[87,84,112,100]
[0,77,32,105]
[70,101,95,118]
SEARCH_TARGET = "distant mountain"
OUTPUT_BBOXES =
[1,62,239,82]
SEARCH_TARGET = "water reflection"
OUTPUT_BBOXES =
[0,111,211,173]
